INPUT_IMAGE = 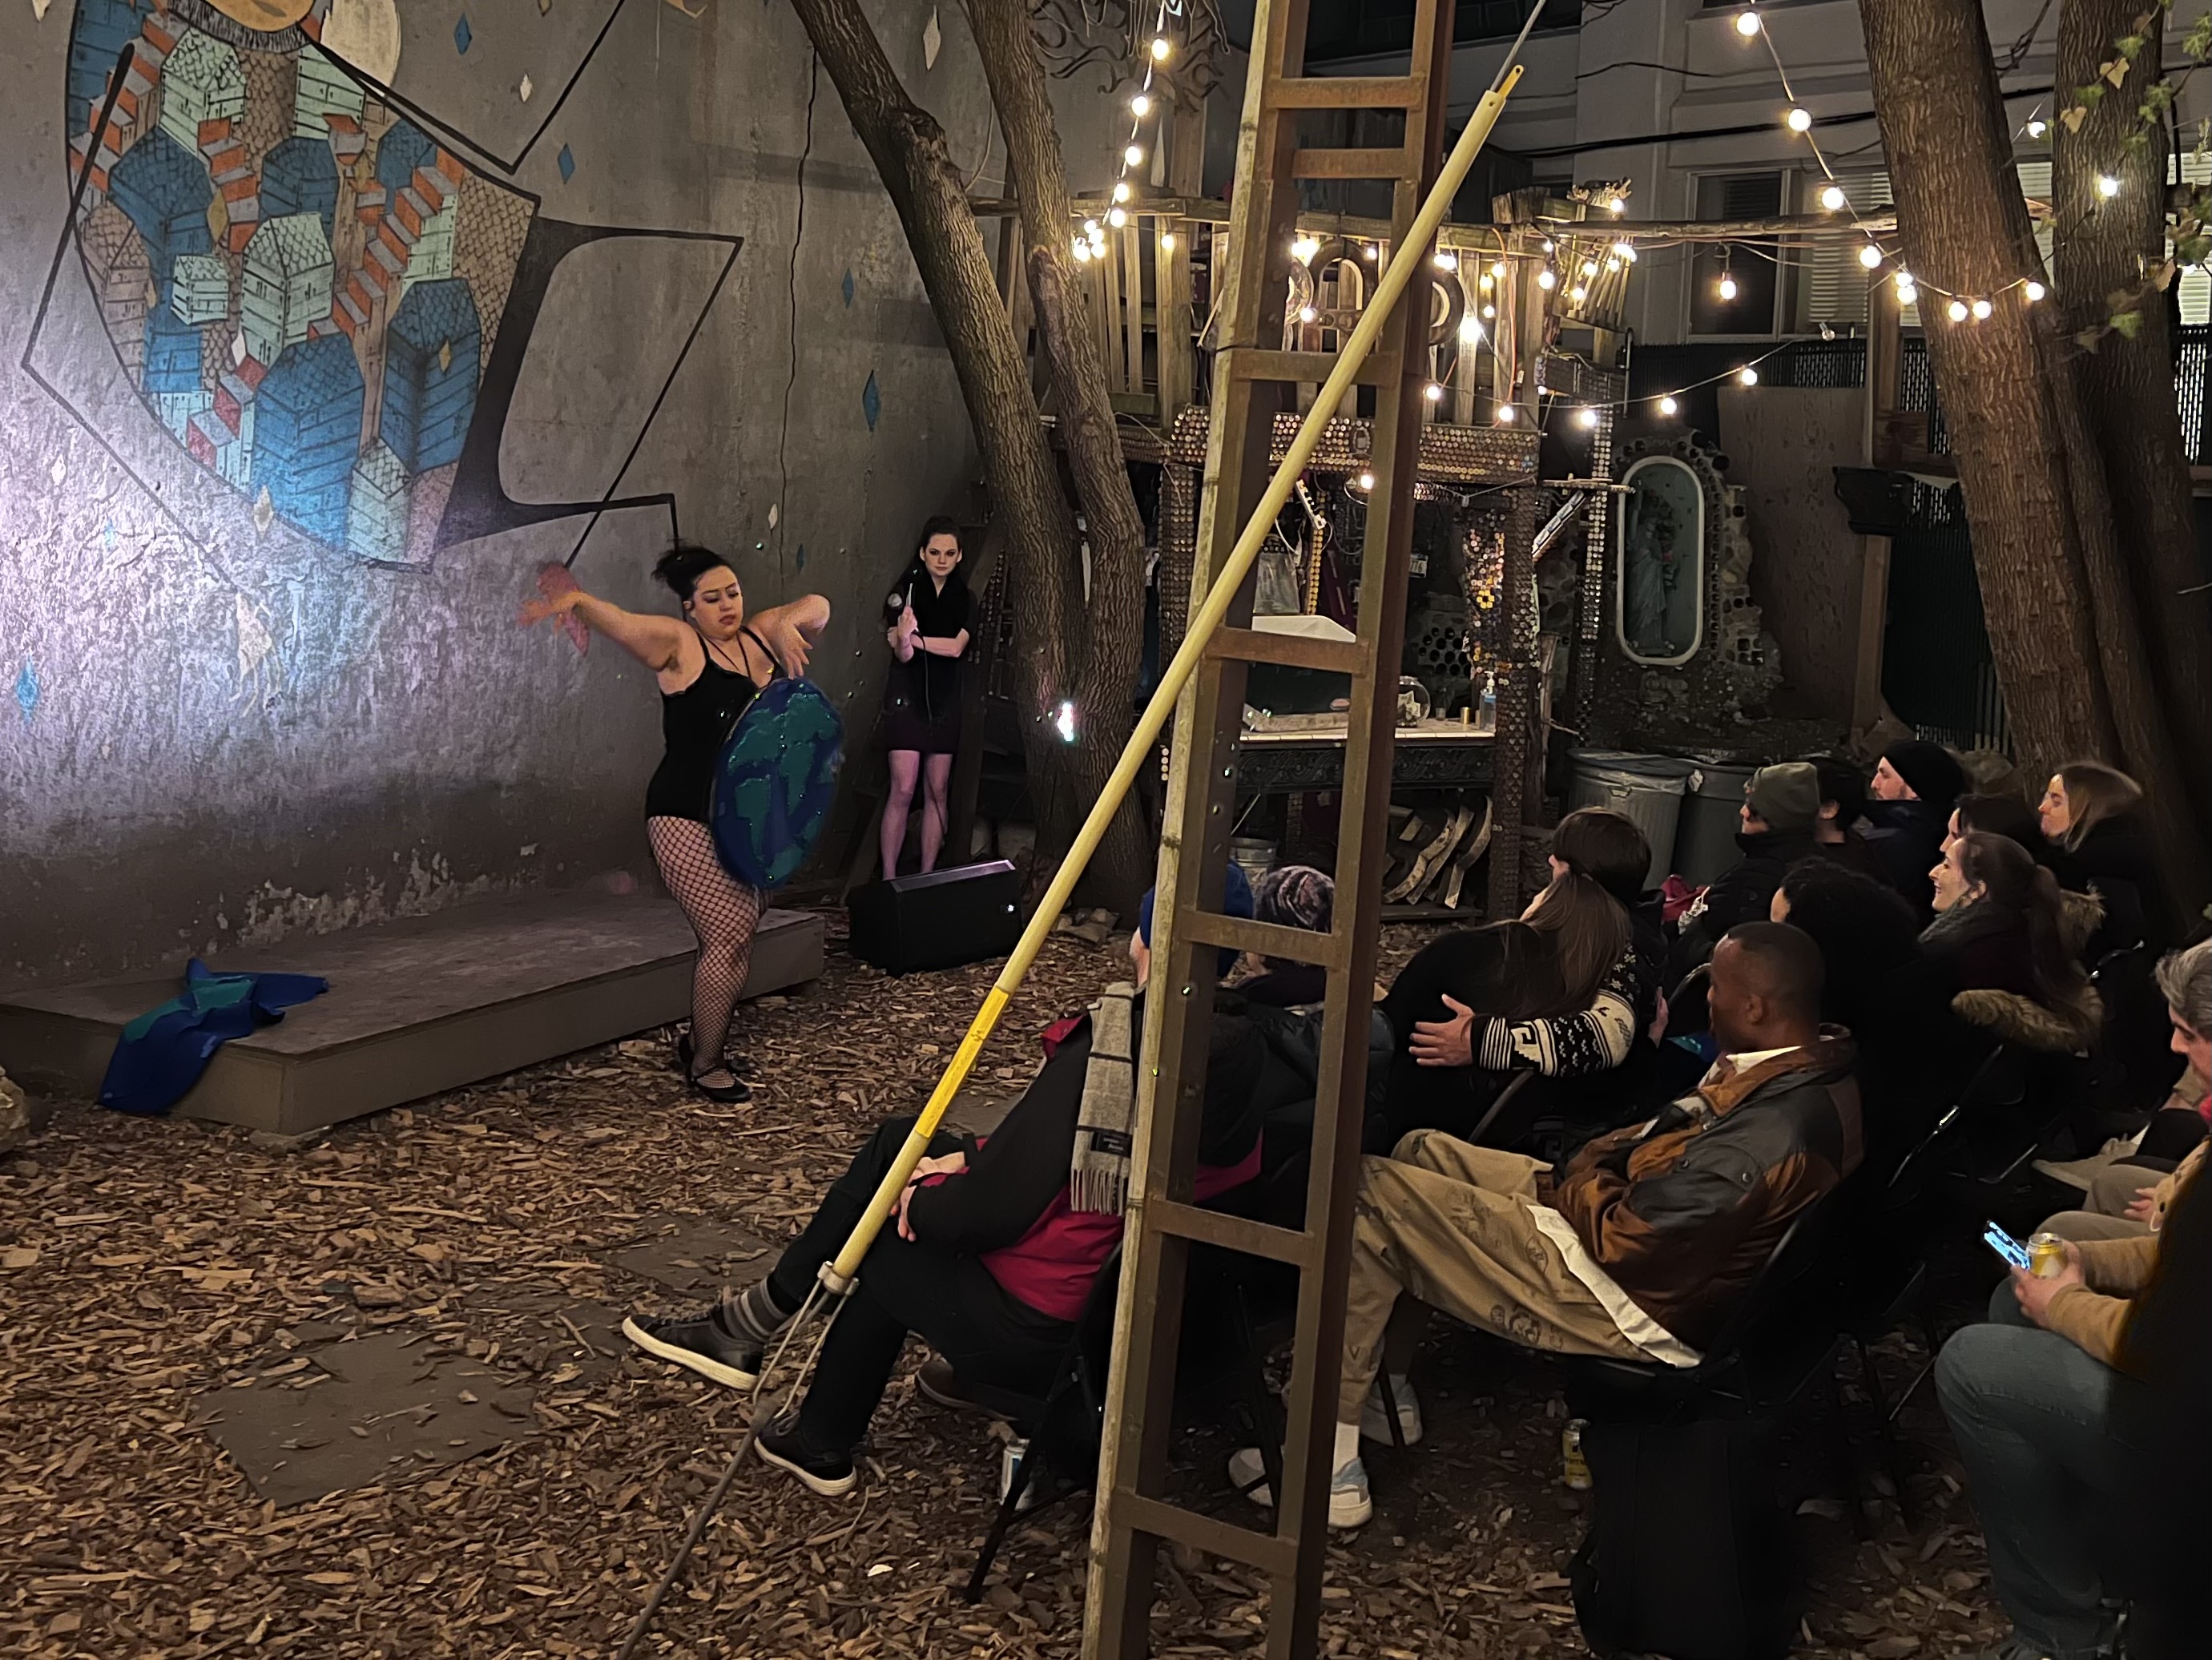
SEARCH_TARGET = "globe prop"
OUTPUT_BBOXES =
[710,678,844,890]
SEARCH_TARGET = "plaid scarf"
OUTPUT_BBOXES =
[1070,982,1139,1215]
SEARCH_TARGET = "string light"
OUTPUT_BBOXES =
[1363,244,1378,260]
[1785,107,1812,133]
[1537,268,1557,290]
[1738,365,1759,386]
[1130,92,1151,118]
[1107,206,1128,228]
[1947,298,1970,322]
[1580,259,1598,276]
[1355,470,1376,491]
[1495,405,1517,424]
[2027,119,2048,138]
[1481,304,1496,319]
[2023,279,2045,302]
[1489,261,1506,280]
[1478,272,1493,291]
[1658,395,1679,416]
[1570,284,1589,302]
[1434,252,1458,272]
[1424,381,1446,402]
[1859,244,1884,269]
[1971,298,1992,320]
[1150,34,1171,61]
[1054,701,1078,743]
[1607,196,1626,215]
[1125,143,1146,167]
[1576,406,1600,429]
[1291,235,1320,263]
[1072,240,1093,263]
[1458,314,1485,343]
[1718,273,1739,301]
[1113,181,1132,203]
[1083,219,1100,236]
[1098,5,1173,254]
[1735,8,1761,36]
[1820,184,1847,211]
[2097,175,2121,198]
[1610,242,1637,262]
[1298,304,1318,323]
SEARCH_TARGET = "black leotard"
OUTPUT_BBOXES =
[643,627,776,823]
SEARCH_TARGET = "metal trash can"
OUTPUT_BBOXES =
[1565,751,1694,892]
[1674,761,1761,890]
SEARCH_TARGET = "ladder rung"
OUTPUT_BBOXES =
[1291,147,1408,181]
[1113,1490,1299,1577]
[1177,912,1350,976]
[1208,625,1363,676]
[1150,1199,1316,1269]
[1267,75,1426,111]
[1220,347,1401,389]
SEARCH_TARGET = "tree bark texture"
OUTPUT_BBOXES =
[966,0,1154,909]
[2053,0,2212,903]
[1858,0,2120,769]
[786,0,1131,902]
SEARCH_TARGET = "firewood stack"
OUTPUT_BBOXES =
[1380,794,1493,910]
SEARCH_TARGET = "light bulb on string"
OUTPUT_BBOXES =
[2027,119,2048,138]
[1859,244,1884,269]
[1478,272,1493,291]
[1291,235,1320,263]
[2097,175,2121,198]
[1820,184,1847,212]
[1718,272,1739,301]
[1107,206,1128,228]
[1072,240,1092,263]
[1481,303,1496,319]
[1495,404,1517,424]
[1971,298,1992,320]
[1364,244,1379,260]
[1570,285,1588,302]
[1738,365,1759,386]
[1577,406,1600,429]
[1424,381,1445,403]
[1433,251,1458,271]
[1541,240,1555,254]
[1150,35,1171,61]
[1786,107,1812,133]
[1297,304,1317,324]
[1537,268,1557,290]
[1082,219,1100,236]
[1158,231,1175,252]
[1896,283,1918,308]
[1125,143,1145,168]
[1658,394,1679,417]
[1605,259,1621,275]
[1130,92,1151,118]
[1459,314,1485,344]
[1112,180,1132,203]
[1608,196,1626,215]
[1355,470,1376,492]
[1947,298,1969,322]
[1489,260,1506,280]
[1610,242,1637,262]
[1735,9,1761,37]
[1580,259,1598,276]
[2024,280,2045,302]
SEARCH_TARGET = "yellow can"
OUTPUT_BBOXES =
[2028,1231,2069,1279]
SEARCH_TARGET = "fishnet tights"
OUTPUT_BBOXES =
[648,817,762,1077]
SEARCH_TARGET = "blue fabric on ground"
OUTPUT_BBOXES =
[99,960,329,1116]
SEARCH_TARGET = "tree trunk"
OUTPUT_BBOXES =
[1858,0,2119,765]
[786,0,1130,905]
[967,0,1154,910]
[2052,0,2212,909]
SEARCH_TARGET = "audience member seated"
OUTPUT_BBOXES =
[2040,760,2175,956]
[1864,739,1965,919]
[1951,792,2105,957]
[622,908,1264,1497]
[1770,860,1961,1168]
[1806,754,1887,880]
[1934,954,2210,1660]
[1130,861,1254,986]
[2039,942,2211,1242]
[1234,865,1334,1008]
[1243,924,1859,1528]
[1667,760,1825,981]
[1377,821,1634,1150]
[1924,832,2101,1054]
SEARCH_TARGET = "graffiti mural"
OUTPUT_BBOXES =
[51,0,737,570]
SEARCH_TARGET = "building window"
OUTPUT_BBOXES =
[1689,172,1786,336]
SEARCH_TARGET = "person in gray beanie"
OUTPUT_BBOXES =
[1668,761,1831,981]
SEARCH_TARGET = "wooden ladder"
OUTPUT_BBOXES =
[1082,2,1469,1654]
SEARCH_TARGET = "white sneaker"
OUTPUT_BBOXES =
[1226,1446,1374,1529]
[1360,1376,1423,1446]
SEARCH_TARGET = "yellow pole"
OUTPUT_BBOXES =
[824,66,1525,1290]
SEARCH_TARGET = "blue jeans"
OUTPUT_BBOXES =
[1935,1284,2148,1659]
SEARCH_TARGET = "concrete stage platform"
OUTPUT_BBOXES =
[0,890,824,1134]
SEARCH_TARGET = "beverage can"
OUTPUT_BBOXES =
[1561,1419,1593,1490]
[1000,1437,1042,1512]
[2028,1231,2069,1279]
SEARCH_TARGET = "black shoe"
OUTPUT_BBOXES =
[916,1356,994,1417]
[675,1033,756,1082]
[755,1416,858,1497]
[620,1310,761,1391]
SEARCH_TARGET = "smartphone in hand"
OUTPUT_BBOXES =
[1982,1221,2031,1272]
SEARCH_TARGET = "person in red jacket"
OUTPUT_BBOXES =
[1235,921,1861,1529]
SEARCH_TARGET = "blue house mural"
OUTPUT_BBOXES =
[256,336,365,548]
[381,279,481,474]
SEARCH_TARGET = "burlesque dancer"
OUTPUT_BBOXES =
[880,517,972,878]
[524,547,828,1102]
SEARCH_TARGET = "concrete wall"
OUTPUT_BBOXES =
[2,0,1117,989]
[1716,382,1866,723]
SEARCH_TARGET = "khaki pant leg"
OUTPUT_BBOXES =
[2081,1161,2165,1220]
[1339,1145,1640,1420]
[2038,1208,2150,1244]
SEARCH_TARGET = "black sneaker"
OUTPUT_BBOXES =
[755,1416,858,1497]
[620,1310,761,1391]
[916,1356,993,1416]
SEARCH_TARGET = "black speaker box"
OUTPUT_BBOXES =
[848,860,1024,974]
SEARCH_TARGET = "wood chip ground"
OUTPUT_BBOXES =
[1,918,2011,1658]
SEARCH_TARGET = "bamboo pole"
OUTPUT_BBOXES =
[822,64,1526,1291]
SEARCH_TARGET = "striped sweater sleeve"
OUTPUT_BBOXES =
[1476,952,1638,1077]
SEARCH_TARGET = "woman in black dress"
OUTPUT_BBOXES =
[880,518,973,879]
[525,546,828,1102]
